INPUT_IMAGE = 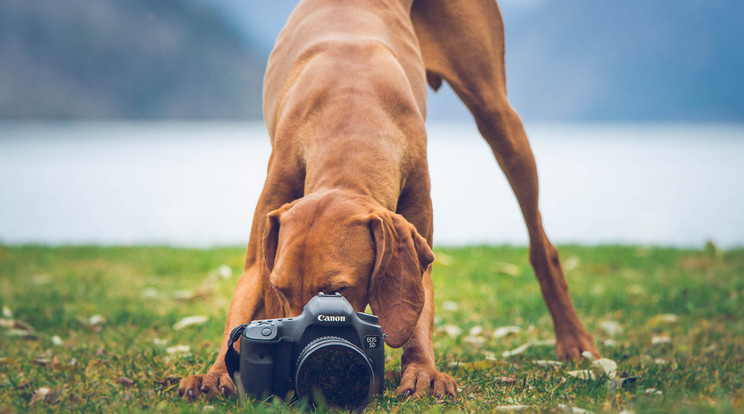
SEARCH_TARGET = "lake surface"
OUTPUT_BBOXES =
[1,121,742,248]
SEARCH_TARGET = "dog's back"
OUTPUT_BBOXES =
[262,0,431,209]
[263,0,427,141]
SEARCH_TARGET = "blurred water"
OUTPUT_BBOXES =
[1,121,742,248]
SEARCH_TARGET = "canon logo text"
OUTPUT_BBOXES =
[317,315,346,322]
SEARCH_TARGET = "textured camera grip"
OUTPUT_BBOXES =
[240,341,275,400]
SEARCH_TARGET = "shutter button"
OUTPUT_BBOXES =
[261,328,272,336]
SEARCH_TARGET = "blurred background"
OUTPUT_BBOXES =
[1,0,743,247]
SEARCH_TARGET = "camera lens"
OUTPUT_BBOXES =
[295,336,374,412]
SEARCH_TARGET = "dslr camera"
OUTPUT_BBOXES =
[224,293,384,412]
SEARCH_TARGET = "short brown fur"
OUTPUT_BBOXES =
[178,0,598,400]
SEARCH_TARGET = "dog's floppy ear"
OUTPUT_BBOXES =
[263,202,295,274]
[367,211,434,348]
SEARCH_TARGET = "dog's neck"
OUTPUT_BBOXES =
[266,0,429,213]
[301,113,411,212]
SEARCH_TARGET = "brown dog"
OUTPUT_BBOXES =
[178,0,599,400]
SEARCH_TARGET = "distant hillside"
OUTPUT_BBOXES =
[0,0,265,119]
[2,0,742,122]
[501,0,744,122]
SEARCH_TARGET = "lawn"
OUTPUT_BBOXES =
[1,244,743,413]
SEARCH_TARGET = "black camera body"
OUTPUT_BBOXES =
[225,293,384,411]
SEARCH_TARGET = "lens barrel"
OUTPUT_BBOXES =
[294,336,374,412]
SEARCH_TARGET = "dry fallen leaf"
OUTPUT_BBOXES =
[533,360,563,367]
[607,376,638,392]
[88,315,106,326]
[627,355,653,367]
[599,320,623,336]
[141,288,158,298]
[463,335,486,346]
[458,382,480,398]
[30,387,52,404]
[591,358,618,378]
[654,358,671,365]
[117,376,135,386]
[166,345,190,354]
[496,376,518,385]
[33,358,51,367]
[651,335,671,345]
[51,335,63,346]
[173,315,209,330]
[483,351,497,360]
[173,290,197,301]
[502,338,555,358]
[493,325,521,339]
[469,326,484,336]
[0,318,34,333]
[502,343,531,358]
[217,265,232,279]
[531,339,556,347]
[441,324,462,338]
[441,301,458,311]
[558,404,589,413]
[491,262,521,277]
[644,388,663,396]
[448,358,507,371]
[2,306,12,318]
[5,329,36,338]
[563,256,581,272]
[494,405,533,412]
[648,314,679,327]
[566,370,596,380]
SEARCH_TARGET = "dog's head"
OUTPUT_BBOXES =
[262,190,434,348]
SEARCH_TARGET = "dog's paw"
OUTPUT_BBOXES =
[177,371,236,400]
[397,362,457,400]
[555,330,600,361]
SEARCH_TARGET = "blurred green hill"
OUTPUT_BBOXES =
[0,0,265,119]
[1,0,742,122]
[499,0,744,122]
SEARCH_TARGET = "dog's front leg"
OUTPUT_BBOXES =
[177,267,264,399]
[398,263,458,399]
[177,159,303,400]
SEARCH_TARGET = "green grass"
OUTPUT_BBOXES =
[1,244,743,413]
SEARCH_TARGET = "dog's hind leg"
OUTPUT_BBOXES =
[412,0,599,359]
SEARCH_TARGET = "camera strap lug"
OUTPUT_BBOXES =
[225,324,248,385]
